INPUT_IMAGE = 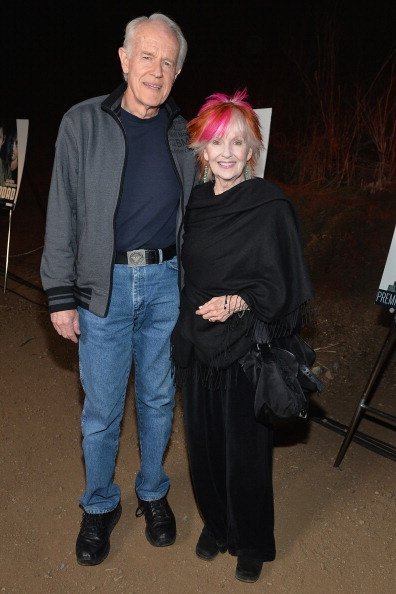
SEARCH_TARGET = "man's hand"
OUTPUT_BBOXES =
[50,309,81,343]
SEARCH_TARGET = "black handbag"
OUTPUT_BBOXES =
[239,334,324,423]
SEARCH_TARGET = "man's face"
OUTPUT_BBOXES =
[118,21,180,118]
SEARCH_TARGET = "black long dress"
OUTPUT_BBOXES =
[172,178,313,561]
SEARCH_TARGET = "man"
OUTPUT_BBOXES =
[41,14,195,566]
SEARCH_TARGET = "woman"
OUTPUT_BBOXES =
[172,90,313,582]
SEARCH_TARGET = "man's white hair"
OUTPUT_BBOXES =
[122,13,187,79]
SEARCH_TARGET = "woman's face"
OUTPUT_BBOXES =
[203,120,252,190]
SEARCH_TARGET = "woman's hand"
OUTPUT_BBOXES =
[196,295,249,323]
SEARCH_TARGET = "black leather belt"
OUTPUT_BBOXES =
[115,244,177,266]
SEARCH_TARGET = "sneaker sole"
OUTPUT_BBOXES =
[235,572,261,583]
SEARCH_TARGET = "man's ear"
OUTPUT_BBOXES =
[118,47,129,76]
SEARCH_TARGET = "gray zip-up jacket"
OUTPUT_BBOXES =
[41,83,196,317]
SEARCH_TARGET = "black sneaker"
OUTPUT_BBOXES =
[235,556,263,583]
[76,502,122,566]
[196,526,227,560]
[136,496,176,547]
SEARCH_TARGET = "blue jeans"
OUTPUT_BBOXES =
[78,258,179,514]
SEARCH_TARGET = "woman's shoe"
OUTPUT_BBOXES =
[195,526,227,560]
[235,556,263,583]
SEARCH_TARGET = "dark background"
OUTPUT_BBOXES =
[1,0,394,197]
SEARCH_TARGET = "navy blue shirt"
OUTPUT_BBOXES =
[115,107,180,250]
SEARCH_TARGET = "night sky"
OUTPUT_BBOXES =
[1,0,394,189]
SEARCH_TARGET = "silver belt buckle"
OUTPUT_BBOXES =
[126,249,146,267]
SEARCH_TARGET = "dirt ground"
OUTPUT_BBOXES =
[0,183,395,593]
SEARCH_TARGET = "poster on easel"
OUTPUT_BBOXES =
[1,118,29,292]
[254,108,272,177]
[375,225,396,310]
[0,119,29,210]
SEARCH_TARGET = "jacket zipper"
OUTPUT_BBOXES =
[164,106,184,291]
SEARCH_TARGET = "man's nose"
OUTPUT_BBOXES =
[152,60,163,77]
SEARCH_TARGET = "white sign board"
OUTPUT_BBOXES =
[1,118,29,292]
[375,225,396,311]
[254,108,272,177]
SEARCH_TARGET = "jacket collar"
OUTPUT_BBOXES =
[101,82,180,120]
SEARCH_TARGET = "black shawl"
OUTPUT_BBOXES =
[172,178,313,370]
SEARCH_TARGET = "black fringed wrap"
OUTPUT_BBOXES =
[171,178,313,373]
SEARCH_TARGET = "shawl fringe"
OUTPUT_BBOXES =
[172,301,313,390]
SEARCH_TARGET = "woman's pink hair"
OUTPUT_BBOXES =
[188,89,263,179]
